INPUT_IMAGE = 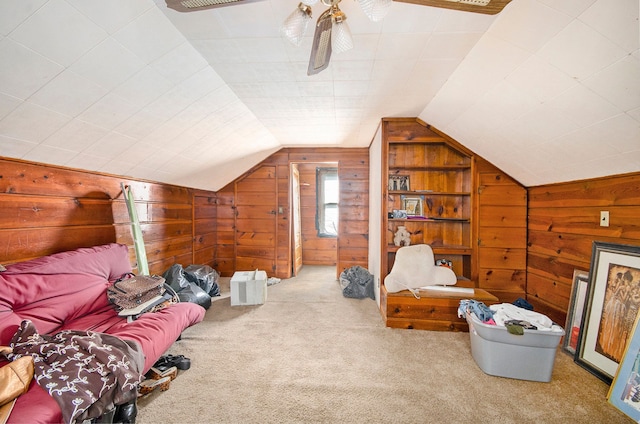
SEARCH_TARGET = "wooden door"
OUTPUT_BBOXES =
[291,165,303,275]
[235,166,277,273]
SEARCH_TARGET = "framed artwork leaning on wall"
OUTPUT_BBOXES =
[563,269,590,355]
[576,241,640,384]
[608,312,640,421]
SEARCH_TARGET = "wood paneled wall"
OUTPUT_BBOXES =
[298,163,338,266]
[527,172,640,325]
[475,158,528,302]
[0,158,217,274]
[214,148,369,279]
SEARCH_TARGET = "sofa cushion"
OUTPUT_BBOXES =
[0,243,132,345]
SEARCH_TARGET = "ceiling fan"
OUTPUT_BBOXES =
[165,0,512,74]
[395,0,512,15]
[165,0,264,13]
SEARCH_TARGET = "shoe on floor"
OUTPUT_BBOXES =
[146,366,178,381]
[138,376,171,397]
[153,354,191,371]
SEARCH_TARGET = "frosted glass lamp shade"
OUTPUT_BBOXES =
[281,3,312,46]
[331,16,353,54]
[358,0,392,22]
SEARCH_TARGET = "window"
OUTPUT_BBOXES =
[316,167,338,237]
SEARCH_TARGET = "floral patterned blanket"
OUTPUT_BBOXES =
[7,320,144,424]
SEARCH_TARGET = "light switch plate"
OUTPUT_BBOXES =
[600,211,609,227]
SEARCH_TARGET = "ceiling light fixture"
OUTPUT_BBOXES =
[281,0,392,75]
[165,0,265,12]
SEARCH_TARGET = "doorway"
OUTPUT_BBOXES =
[291,162,339,276]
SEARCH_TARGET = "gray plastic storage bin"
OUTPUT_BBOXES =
[465,312,565,382]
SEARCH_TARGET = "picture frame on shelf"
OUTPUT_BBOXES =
[563,269,589,355]
[576,241,640,384]
[607,313,640,421]
[392,209,408,219]
[388,175,410,191]
[401,196,423,217]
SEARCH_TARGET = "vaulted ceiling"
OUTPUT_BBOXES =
[0,0,638,192]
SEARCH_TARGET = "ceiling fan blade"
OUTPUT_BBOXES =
[307,10,333,76]
[392,0,511,15]
[165,0,264,13]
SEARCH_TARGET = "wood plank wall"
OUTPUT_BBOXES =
[475,158,528,302]
[214,148,369,279]
[527,172,640,325]
[0,158,217,274]
[298,163,337,266]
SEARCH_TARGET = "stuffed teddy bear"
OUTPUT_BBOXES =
[393,226,411,246]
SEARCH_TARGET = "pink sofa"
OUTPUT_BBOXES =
[0,243,206,424]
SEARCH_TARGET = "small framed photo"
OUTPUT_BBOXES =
[563,269,589,355]
[576,241,640,384]
[401,196,423,217]
[607,313,640,421]
[388,175,410,191]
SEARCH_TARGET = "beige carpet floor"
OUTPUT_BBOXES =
[137,265,631,423]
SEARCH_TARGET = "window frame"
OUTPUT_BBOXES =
[316,167,338,238]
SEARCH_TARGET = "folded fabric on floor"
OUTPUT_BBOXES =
[490,303,563,332]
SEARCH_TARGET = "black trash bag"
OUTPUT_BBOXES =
[162,264,212,310]
[339,266,375,300]
[175,282,211,310]
[163,264,190,293]
[183,264,221,297]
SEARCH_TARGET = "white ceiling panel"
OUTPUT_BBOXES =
[537,19,628,81]
[536,0,596,18]
[69,38,147,91]
[0,0,637,191]
[9,0,107,67]
[0,38,63,100]
[151,42,210,84]
[23,143,77,165]
[489,0,571,52]
[0,0,48,36]
[65,0,153,35]
[42,119,108,151]
[112,8,184,64]
[546,83,620,128]
[505,55,578,102]
[0,135,37,158]
[579,0,639,52]
[584,56,640,112]
[0,102,69,142]
[77,93,139,130]
[418,32,483,61]
[0,94,21,121]
[112,67,174,108]
[29,70,107,117]
[422,0,638,187]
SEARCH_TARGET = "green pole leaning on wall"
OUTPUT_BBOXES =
[121,183,150,275]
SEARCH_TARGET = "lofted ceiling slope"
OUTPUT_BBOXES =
[0,0,638,192]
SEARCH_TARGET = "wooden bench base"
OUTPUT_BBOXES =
[380,284,498,331]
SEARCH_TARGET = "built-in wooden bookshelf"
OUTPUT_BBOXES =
[383,121,474,284]
[378,118,527,330]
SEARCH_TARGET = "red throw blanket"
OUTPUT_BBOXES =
[7,320,144,424]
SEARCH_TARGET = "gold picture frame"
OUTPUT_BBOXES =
[401,196,423,217]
